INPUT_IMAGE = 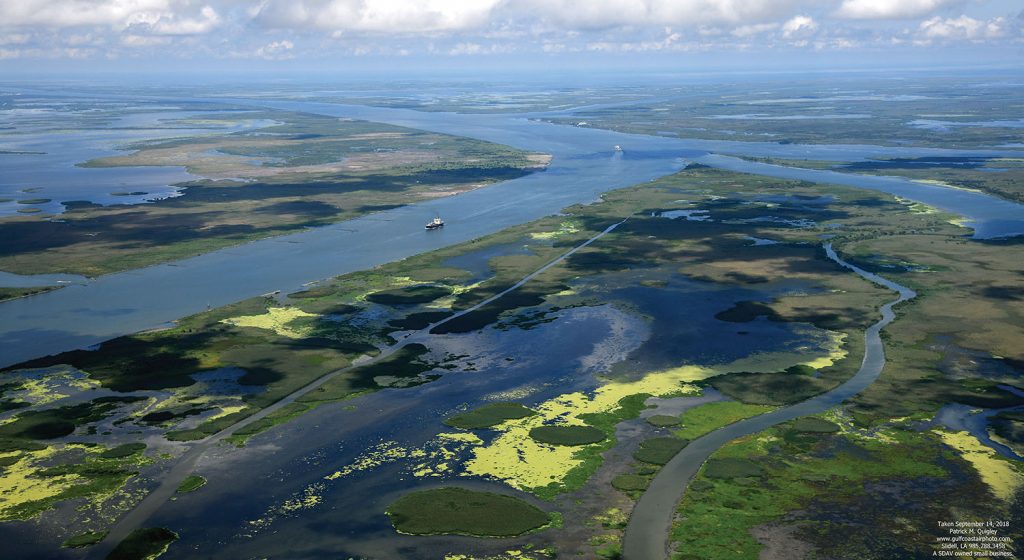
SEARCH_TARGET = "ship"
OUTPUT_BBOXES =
[425,215,444,230]
[614,145,622,152]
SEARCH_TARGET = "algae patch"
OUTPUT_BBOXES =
[462,365,705,491]
[445,550,550,560]
[529,220,581,240]
[936,429,1024,501]
[0,447,80,521]
[1,365,100,407]
[324,440,420,480]
[460,340,840,493]
[220,307,318,339]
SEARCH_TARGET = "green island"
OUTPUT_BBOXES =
[645,414,681,427]
[386,487,552,537]
[106,527,179,560]
[445,402,538,429]
[62,530,108,548]
[633,437,690,465]
[529,425,607,446]
[175,475,206,493]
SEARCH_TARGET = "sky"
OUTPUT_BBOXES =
[0,0,1022,77]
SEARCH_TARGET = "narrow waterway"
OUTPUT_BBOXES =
[621,243,916,560]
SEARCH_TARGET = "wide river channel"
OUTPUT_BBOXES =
[0,95,1022,367]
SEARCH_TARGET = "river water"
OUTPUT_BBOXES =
[0,94,1022,368]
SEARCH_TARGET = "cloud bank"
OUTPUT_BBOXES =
[0,0,1019,62]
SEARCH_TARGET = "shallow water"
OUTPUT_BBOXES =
[81,275,828,559]
[0,101,275,216]
[441,240,533,283]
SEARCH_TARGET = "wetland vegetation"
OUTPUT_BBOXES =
[175,475,206,494]
[740,154,1024,204]
[386,487,552,537]
[670,414,1019,559]
[3,114,1023,558]
[445,402,537,429]
[528,425,607,446]
[0,110,546,276]
[544,77,1024,150]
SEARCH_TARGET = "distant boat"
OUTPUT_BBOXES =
[614,145,622,152]
[425,215,444,230]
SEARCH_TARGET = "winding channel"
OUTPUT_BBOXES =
[621,243,916,560]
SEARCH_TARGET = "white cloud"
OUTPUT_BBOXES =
[831,37,860,48]
[146,5,221,35]
[450,41,520,55]
[515,0,802,29]
[584,28,686,52]
[252,0,809,34]
[835,0,957,20]
[731,23,778,37]
[65,33,106,46]
[449,42,486,55]
[121,34,171,46]
[255,39,294,60]
[0,1,220,39]
[0,0,1018,62]
[918,15,1006,41]
[0,33,31,45]
[254,0,502,34]
[0,0,171,28]
[782,15,817,38]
